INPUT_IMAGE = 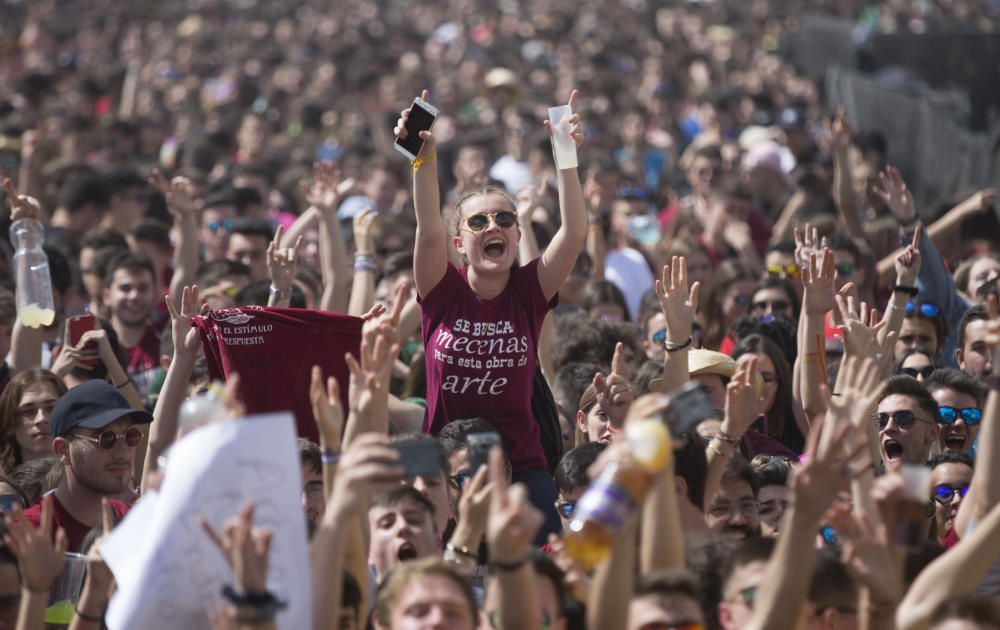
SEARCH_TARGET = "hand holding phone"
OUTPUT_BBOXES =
[66,313,99,367]
[658,381,715,443]
[466,432,501,473]
[394,93,439,161]
[390,439,442,478]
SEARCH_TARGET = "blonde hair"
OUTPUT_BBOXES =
[373,557,477,626]
[449,186,516,236]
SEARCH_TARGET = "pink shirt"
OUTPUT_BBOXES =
[420,260,556,472]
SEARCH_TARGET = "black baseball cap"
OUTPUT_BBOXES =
[51,380,153,437]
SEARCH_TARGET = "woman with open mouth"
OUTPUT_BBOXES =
[397,89,586,539]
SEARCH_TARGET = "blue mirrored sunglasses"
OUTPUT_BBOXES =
[905,301,940,317]
[938,406,982,426]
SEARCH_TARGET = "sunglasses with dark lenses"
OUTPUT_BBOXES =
[73,426,143,450]
[834,263,855,277]
[652,329,667,345]
[933,484,970,504]
[733,294,751,307]
[555,500,576,519]
[463,210,518,231]
[752,300,790,313]
[450,471,471,490]
[766,263,800,278]
[905,302,940,317]
[901,366,935,379]
[207,218,235,234]
[738,586,757,609]
[875,410,930,431]
[938,406,983,426]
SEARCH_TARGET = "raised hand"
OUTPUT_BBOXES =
[792,415,871,522]
[4,496,68,593]
[352,207,378,256]
[166,285,203,360]
[83,499,117,593]
[200,501,272,594]
[451,465,493,548]
[655,256,700,342]
[592,342,635,433]
[301,161,352,213]
[329,433,404,516]
[793,223,827,270]
[486,447,543,565]
[826,505,903,607]
[266,224,303,294]
[894,223,923,286]
[872,165,916,225]
[345,321,400,419]
[722,356,765,438]
[149,170,197,221]
[827,108,853,153]
[824,356,884,430]
[802,248,837,315]
[543,90,583,148]
[515,175,548,217]
[3,177,43,222]
[835,292,895,367]
[310,365,344,448]
[394,89,436,159]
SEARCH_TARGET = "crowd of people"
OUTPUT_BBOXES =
[1,0,1000,628]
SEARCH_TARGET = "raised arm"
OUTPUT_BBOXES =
[828,110,866,242]
[881,225,922,346]
[150,171,199,311]
[266,224,303,309]
[583,171,606,280]
[654,256,700,393]
[704,358,764,509]
[515,178,546,265]
[5,178,46,372]
[538,91,587,301]
[396,91,447,299]
[301,162,351,312]
[141,286,202,493]
[797,245,837,419]
[636,396,685,573]
[347,209,378,317]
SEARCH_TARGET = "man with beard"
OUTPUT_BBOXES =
[103,251,160,397]
[705,457,762,541]
[876,376,941,470]
[22,380,152,551]
[368,486,441,586]
[924,369,986,455]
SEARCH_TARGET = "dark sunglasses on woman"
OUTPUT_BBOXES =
[463,210,518,231]
[900,366,935,379]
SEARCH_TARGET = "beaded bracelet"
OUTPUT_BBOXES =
[411,154,436,172]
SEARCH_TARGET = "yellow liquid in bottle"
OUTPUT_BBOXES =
[19,303,55,328]
[45,600,75,624]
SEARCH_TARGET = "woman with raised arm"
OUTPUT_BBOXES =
[395,90,586,535]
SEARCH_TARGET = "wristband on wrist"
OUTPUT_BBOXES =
[221,585,287,622]
[411,153,436,172]
[321,450,341,465]
[717,429,741,443]
[664,336,693,352]
[888,284,919,297]
[353,254,378,274]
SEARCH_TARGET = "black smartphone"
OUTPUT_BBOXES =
[466,432,501,473]
[659,381,715,440]
[393,97,439,160]
[391,439,442,478]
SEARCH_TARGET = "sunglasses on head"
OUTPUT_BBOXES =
[938,406,982,426]
[905,302,940,317]
[207,218,235,234]
[463,210,517,232]
[555,499,576,519]
[875,409,930,431]
[834,263,855,276]
[73,426,143,450]
[933,483,969,504]
[766,263,800,278]
[900,366,935,379]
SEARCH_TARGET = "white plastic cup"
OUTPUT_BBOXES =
[547,104,578,170]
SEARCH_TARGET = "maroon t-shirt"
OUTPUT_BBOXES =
[195,307,360,442]
[23,493,129,552]
[125,324,163,398]
[420,259,555,473]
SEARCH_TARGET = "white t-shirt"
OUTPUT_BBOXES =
[605,247,654,322]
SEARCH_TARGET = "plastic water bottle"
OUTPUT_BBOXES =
[564,419,672,569]
[9,219,55,328]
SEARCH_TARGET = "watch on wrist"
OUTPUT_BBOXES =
[222,585,287,622]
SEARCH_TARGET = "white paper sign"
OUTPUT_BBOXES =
[102,413,311,629]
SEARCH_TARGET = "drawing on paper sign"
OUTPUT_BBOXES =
[100,413,311,630]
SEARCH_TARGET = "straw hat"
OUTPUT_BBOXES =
[688,349,738,378]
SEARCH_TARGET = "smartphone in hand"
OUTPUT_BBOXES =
[391,438,442,478]
[67,313,99,367]
[394,97,439,161]
[466,432,501,473]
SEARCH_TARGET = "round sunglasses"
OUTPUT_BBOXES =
[207,218,235,234]
[938,406,982,426]
[462,210,518,232]
[932,483,969,504]
[905,302,940,317]
[875,410,932,431]
[73,426,143,450]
